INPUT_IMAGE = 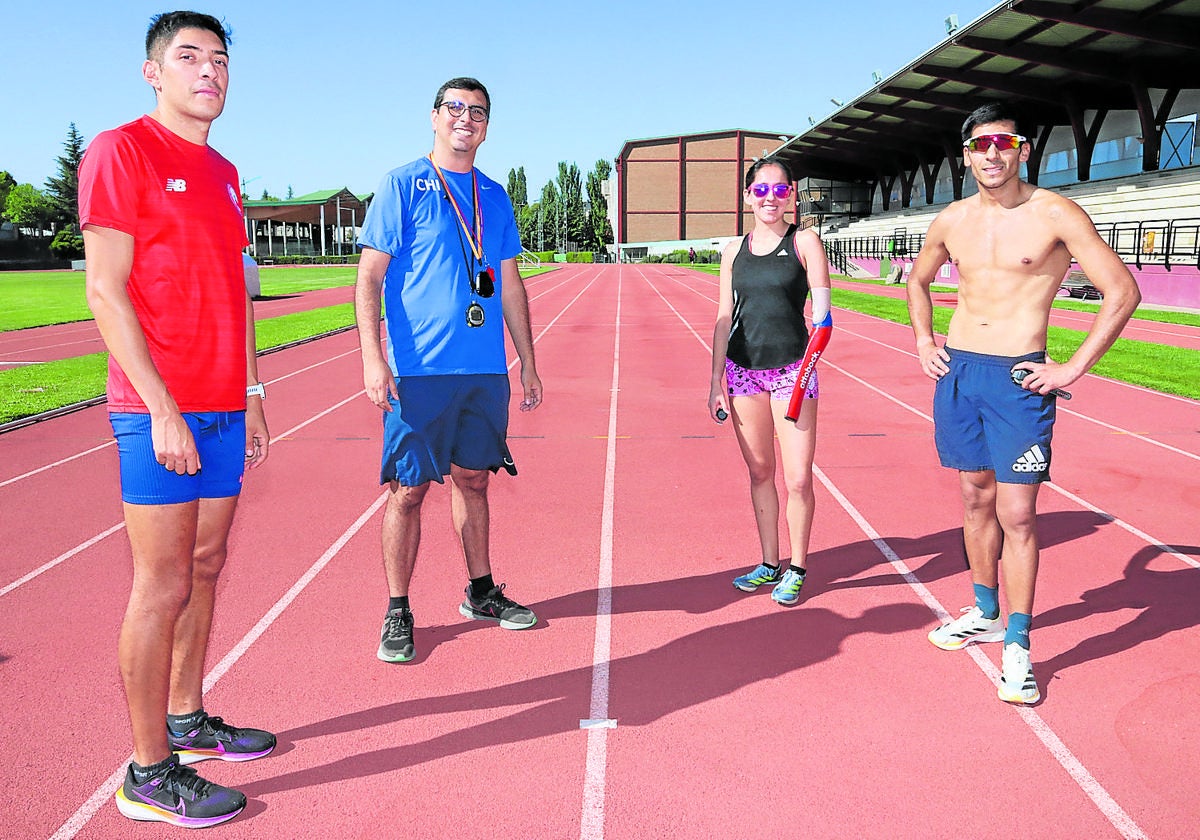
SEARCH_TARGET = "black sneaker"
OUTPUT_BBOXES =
[115,754,246,828]
[458,583,537,630]
[168,712,276,765]
[377,606,415,662]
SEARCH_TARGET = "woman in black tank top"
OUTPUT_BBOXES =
[708,156,832,606]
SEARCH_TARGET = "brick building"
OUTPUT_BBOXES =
[615,130,793,256]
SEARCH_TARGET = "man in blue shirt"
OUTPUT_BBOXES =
[355,77,543,664]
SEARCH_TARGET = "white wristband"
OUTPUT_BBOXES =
[246,383,266,399]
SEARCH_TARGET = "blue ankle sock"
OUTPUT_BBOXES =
[1005,612,1032,649]
[973,583,999,620]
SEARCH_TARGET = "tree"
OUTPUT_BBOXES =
[44,123,86,229]
[3,183,54,232]
[49,227,85,259]
[286,184,294,199]
[517,202,539,249]
[506,168,519,203]
[555,161,587,249]
[514,166,528,208]
[0,170,15,213]
[259,189,280,202]
[585,159,614,250]
[537,182,559,251]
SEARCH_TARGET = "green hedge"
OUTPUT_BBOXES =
[646,249,720,264]
[254,254,360,266]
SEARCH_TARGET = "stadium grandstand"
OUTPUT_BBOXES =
[613,0,1200,309]
[243,188,371,261]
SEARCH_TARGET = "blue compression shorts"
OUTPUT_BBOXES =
[933,348,1057,485]
[110,411,246,504]
[380,374,516,486]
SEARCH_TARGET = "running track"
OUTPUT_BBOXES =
[2,265,1197,839]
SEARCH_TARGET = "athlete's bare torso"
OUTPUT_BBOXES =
[942,186,1074,355]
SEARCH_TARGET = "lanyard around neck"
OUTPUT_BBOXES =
[427,153,483,262]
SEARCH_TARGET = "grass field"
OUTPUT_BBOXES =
[0,263,1193,425]
[0,265,359,332]
[0,265,557,425]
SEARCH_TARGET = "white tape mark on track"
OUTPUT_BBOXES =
[49,491,390,840]
[648,267,1150,838]
[580,268,621,840]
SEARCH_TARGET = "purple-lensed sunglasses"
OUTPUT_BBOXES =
[749,183,794,199]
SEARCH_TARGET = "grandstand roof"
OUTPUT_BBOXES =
[243,188,371,224]
[772,0,1200,183]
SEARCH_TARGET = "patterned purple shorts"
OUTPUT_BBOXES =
[726,357,819,400]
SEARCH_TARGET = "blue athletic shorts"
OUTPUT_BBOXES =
[933,348,1056,485]
[380,374,516,486]
[110,412,246,504]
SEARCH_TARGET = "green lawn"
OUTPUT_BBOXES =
[0,303,358,424]
[1,263,1194,426]
[0,265,359,331]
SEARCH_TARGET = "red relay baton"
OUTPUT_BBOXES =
[784,313,832,422]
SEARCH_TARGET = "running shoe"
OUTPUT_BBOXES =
[115,755,246,828]
[927,606,1005,651]
[168,712,276,765]
[997,642,1041,705]
[378,606,415,663]
[459,583,537,629]
[771,568,806,605]
[732,563,781,592]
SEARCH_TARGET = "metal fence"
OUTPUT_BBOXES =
[826,217,1200,271]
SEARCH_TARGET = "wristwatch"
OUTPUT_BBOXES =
[246,382,266,399]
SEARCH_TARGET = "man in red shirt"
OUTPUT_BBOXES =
[79,11,272,828]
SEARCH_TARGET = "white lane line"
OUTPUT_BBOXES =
[648,267,1157,836]
[835,323,1200,458]
[1,389,367,599]
[49,491,389,840]
[580,267,621,840]
[0,347,363,489]
[0,441,116,489]
[50,263,596,836]
[814,464,1148,840]
[0,522,126,598]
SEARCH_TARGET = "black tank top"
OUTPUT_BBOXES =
[726,224,811,369]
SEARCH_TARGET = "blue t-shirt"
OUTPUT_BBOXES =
[359,157,522,376]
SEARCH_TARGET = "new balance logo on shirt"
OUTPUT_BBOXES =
[1012,444,1048,473]
[165,178,187,192]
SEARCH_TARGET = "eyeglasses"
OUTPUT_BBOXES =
[438,100,489,122]
[748,183,794,199]
[963,133,1026,153]
[472,267,495,298]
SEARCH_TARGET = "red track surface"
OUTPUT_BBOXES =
[2,265,1197,839]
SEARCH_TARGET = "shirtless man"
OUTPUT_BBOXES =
[906,101,1140,704]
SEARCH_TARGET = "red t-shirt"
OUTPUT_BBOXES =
[78,116,249,413]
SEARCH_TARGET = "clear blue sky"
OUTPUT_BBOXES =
[2,0,1001,199]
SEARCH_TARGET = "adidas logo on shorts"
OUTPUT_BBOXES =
[1012,444,1048,473]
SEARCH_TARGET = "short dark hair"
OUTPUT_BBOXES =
[433,77,491,113]
[146,11,230,62]
[744,155,793,189]
[961,101,1026,142]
